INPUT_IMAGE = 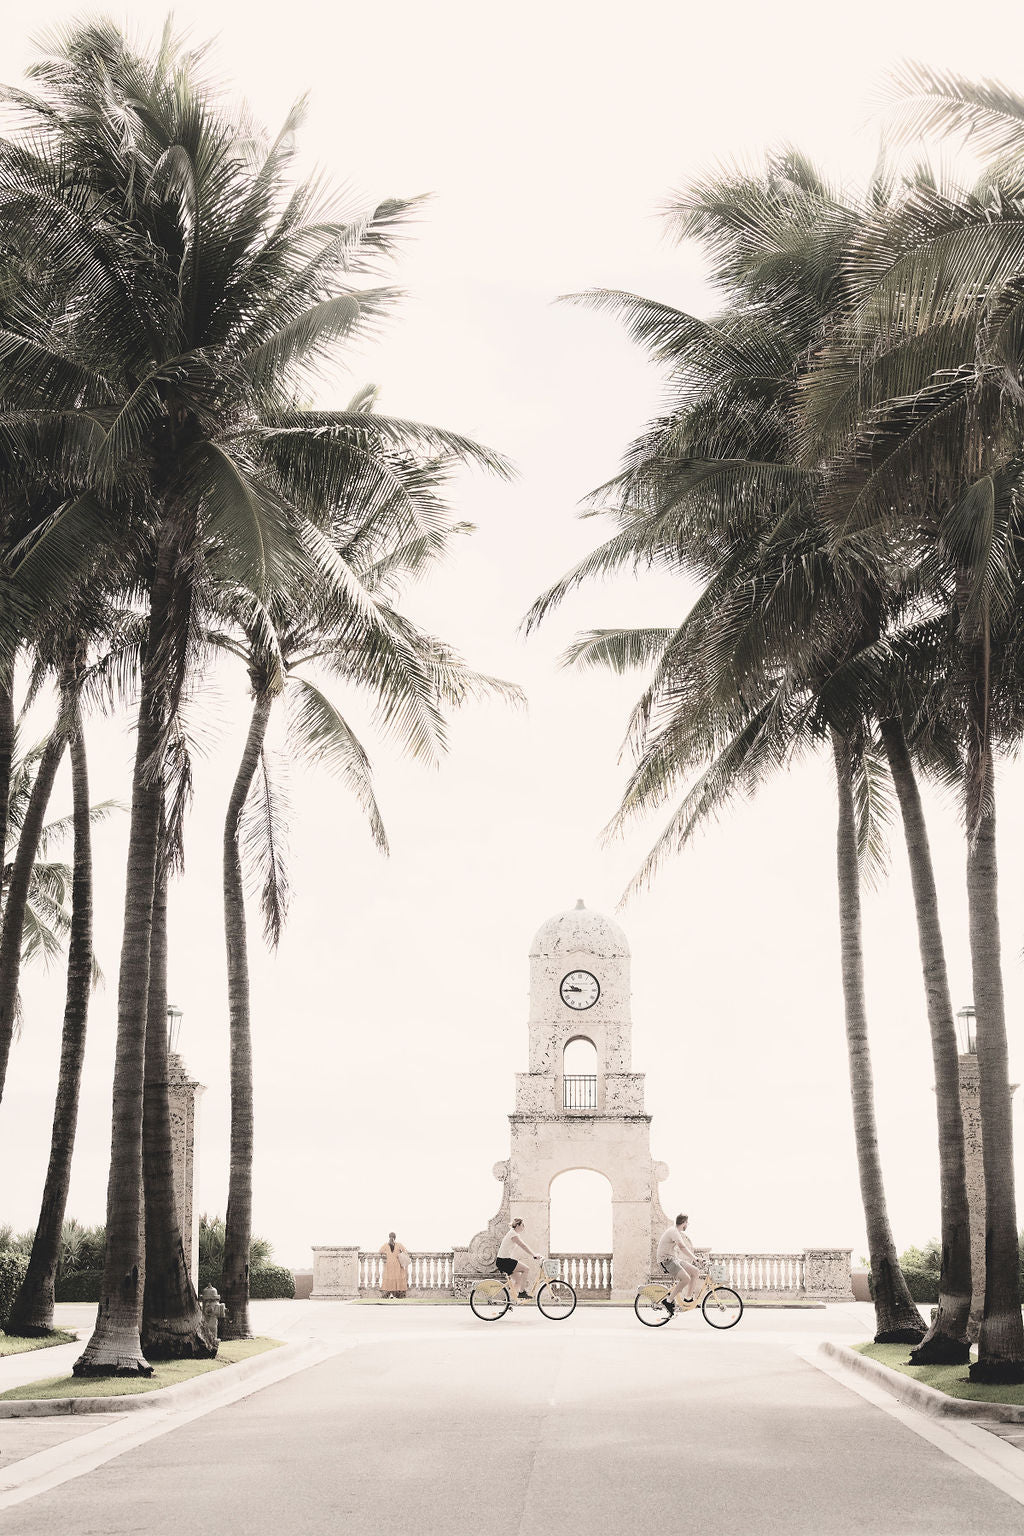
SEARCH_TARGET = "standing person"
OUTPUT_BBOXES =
[496,1216,539,1300]
[656,1214,701,1316]
[379,1232,410,1299]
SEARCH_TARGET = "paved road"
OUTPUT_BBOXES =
[3,1303,1022,1534]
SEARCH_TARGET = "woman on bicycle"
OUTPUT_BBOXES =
[496,1217,539,1299]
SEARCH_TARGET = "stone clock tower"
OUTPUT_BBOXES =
[453,900,670,1299]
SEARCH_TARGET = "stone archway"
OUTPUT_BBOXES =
[549,1167,612,1253]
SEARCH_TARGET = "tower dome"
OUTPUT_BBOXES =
[529,898,630,959]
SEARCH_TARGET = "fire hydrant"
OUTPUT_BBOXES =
[201,1283,228,1346]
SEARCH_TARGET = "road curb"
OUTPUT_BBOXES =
[0,1339,318,1418]
[820,1341,1024,1422]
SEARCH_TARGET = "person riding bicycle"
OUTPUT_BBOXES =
[656,1213,702,1315]
[496,1216,539,1300]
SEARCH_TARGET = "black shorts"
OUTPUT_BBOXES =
[496,1257,517,1276]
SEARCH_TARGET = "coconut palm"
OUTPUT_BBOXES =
[526,155,973,1342]
[216,439,519,1338]
[1,21,508,1373]
[797,76,1024,1378]
[6,682,93,1334]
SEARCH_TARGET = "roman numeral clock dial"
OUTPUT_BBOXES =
[559,970,600,1010]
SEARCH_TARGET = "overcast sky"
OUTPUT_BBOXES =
[3,0,1024,1271]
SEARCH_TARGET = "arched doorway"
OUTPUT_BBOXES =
[549,1169,613,1296]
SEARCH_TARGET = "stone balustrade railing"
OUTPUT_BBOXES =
[358,1251,454,1294]
[311,1245,854,1302]
[704,1252,806,1295]
[549,1253,612,1295]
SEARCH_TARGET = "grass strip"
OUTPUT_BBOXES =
[855,1341,1024,1405]
[0,1336,282,1400]
[0,1330,77,1356]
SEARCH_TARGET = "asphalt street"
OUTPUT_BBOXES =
[2,1302,1021,1535]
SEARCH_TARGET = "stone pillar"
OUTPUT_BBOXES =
[166,1051,205,1288]
[804,1248,855,1301]
[311,1245,360,1299]
[958,1052,985,1340]
[610,1199,653,1299]
[957,1052,1019,1341]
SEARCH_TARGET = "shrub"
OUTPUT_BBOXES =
[249,1264,295,1300]
[0,1251,29,1327]
[54,1268,103,1303]
[199,1215,273,1276]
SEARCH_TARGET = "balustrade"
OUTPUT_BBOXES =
[351,1246,841,1300]
[549,1253,612,1295]
[358,1251,454,1294]
[705,1252,806,1295]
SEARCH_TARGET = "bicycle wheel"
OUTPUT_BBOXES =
[470,1280,511,1321]
[536,1280,576,1320]
[701,1285,743,1329]
[634,1283,673,1327]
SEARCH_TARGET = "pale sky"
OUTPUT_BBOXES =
[3,0,1024,1272]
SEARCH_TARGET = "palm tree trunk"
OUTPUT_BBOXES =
[74,543,177,1377]
[7,701,93,1334]
[220,691,274,1340]
[878,717,972,1363]
[965,742,1024,1382]
[140,846,215,1359]
[0,706,69,1104]
[0,671,14,914]
[831,729,926,1343]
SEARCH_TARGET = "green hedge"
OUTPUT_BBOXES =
[55,1268,103,1302]
[0,1251,28,1327]
[901,1265,939,1304]
[249,1264,294,1299]
[198,1263,295,1300]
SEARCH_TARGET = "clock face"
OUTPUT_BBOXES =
[560,970,600,1010]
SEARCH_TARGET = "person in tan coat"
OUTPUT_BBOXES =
[379,1232,409,1298]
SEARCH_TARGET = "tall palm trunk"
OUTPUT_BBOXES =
[74,542,176,1377]
[831,729,926,1343]
[0,709,68,1103]
[965,741,1024,1382]
[140,846,215,1358]
[879,717,972,1363]
[220,690,274,1340]
[0,671,14,914]
[7,702,93,1334]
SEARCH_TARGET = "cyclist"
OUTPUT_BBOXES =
[496,1216,540,1300]
[656,1213,701,1315]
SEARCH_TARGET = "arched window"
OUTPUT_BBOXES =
[562,1036,597,1109]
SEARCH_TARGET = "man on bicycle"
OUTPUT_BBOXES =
[496,1216,540,1300]
[656,1213,701,1315]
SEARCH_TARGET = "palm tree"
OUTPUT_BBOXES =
[141,779,213,1358]
[6,682,93,1334]
[798,73,1024,1377]
[3,21,508,1374]
[526,155,960,1342]
[216,442,519,1338]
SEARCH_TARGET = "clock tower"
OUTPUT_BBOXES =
[454,899,670,1299]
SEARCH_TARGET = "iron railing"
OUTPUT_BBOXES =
[563,1074,598,1109]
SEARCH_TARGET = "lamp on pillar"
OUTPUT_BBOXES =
[166,1003,184,1055]
[955,1004,977,1056]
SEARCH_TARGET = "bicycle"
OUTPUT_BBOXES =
[470,1258,577,1321]
[634,1263,743,1329]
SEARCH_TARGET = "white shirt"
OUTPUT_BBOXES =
[657,1225,695,1264]
[497,1227,526,1260]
